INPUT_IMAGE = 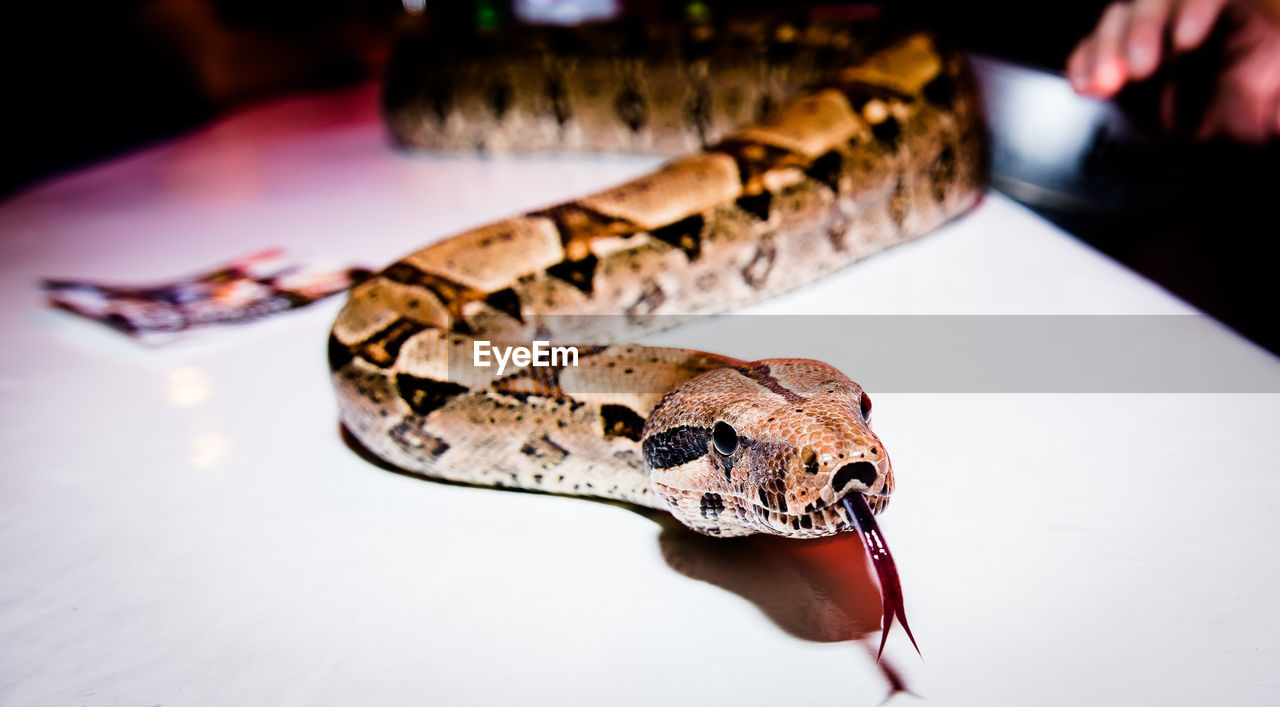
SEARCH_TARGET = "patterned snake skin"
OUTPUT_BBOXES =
[331,16,985,543]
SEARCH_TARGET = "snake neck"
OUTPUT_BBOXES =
[333,333,738,509]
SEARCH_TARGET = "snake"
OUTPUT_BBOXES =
[329,12,986,654]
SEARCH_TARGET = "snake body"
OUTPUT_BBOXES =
[330,18,985,541]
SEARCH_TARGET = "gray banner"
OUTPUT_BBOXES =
[448,315,1280,393]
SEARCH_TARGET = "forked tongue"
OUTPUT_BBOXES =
[842,494,919,660]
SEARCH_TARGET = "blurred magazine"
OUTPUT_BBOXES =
[43,249,370,344]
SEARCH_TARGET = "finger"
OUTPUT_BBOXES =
[1220,77,1275,144]
[1126,0,1175,79]
[1087,2,1136,96]
[1266,47,1280,138]
[1173,0,1229,50]
[1196,97,1225,139]
[1067,37,1095,92]
[1203,100,1268,143]
[1159,80,1179,132]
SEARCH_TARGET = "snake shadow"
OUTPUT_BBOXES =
[647,513,913,695]
[645,511,883,642]
[342,424,908,691]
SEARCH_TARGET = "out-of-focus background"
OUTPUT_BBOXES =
[2,0,1277,353]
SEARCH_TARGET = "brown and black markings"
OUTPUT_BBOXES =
[334,29,984,542]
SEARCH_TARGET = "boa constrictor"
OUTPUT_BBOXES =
[330,16,985,652]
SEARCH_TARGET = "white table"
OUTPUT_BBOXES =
[3,82,1278,706]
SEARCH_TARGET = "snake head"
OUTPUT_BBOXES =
[642,358,893,538]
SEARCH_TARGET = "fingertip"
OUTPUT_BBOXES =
[1066,48,1088,92]
[1086,2,1135,96]
[1093,55,1127,96]
[1173,0,1225,50]
[1067,39,1098,93]
[1173,17,1205,49]
[1125,28,1161,79]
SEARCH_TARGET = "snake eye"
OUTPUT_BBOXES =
[712,421,738,455]
[859,392,872,422]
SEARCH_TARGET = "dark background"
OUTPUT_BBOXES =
[3,1,1277,356]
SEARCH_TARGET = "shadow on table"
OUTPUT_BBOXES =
[651,514,912,696]
[653,517,882,642]
[341,423,911,694]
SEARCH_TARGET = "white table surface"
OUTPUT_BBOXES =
[2,83,1278,706]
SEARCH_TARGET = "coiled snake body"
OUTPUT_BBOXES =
[330,16,985,648]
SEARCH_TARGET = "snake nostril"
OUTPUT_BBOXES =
[832,461,878,492]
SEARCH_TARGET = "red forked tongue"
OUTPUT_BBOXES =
[842,494,919,660]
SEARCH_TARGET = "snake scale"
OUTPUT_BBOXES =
[330,13,985,651]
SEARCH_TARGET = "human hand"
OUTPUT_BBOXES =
[1067,0,1280,141]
